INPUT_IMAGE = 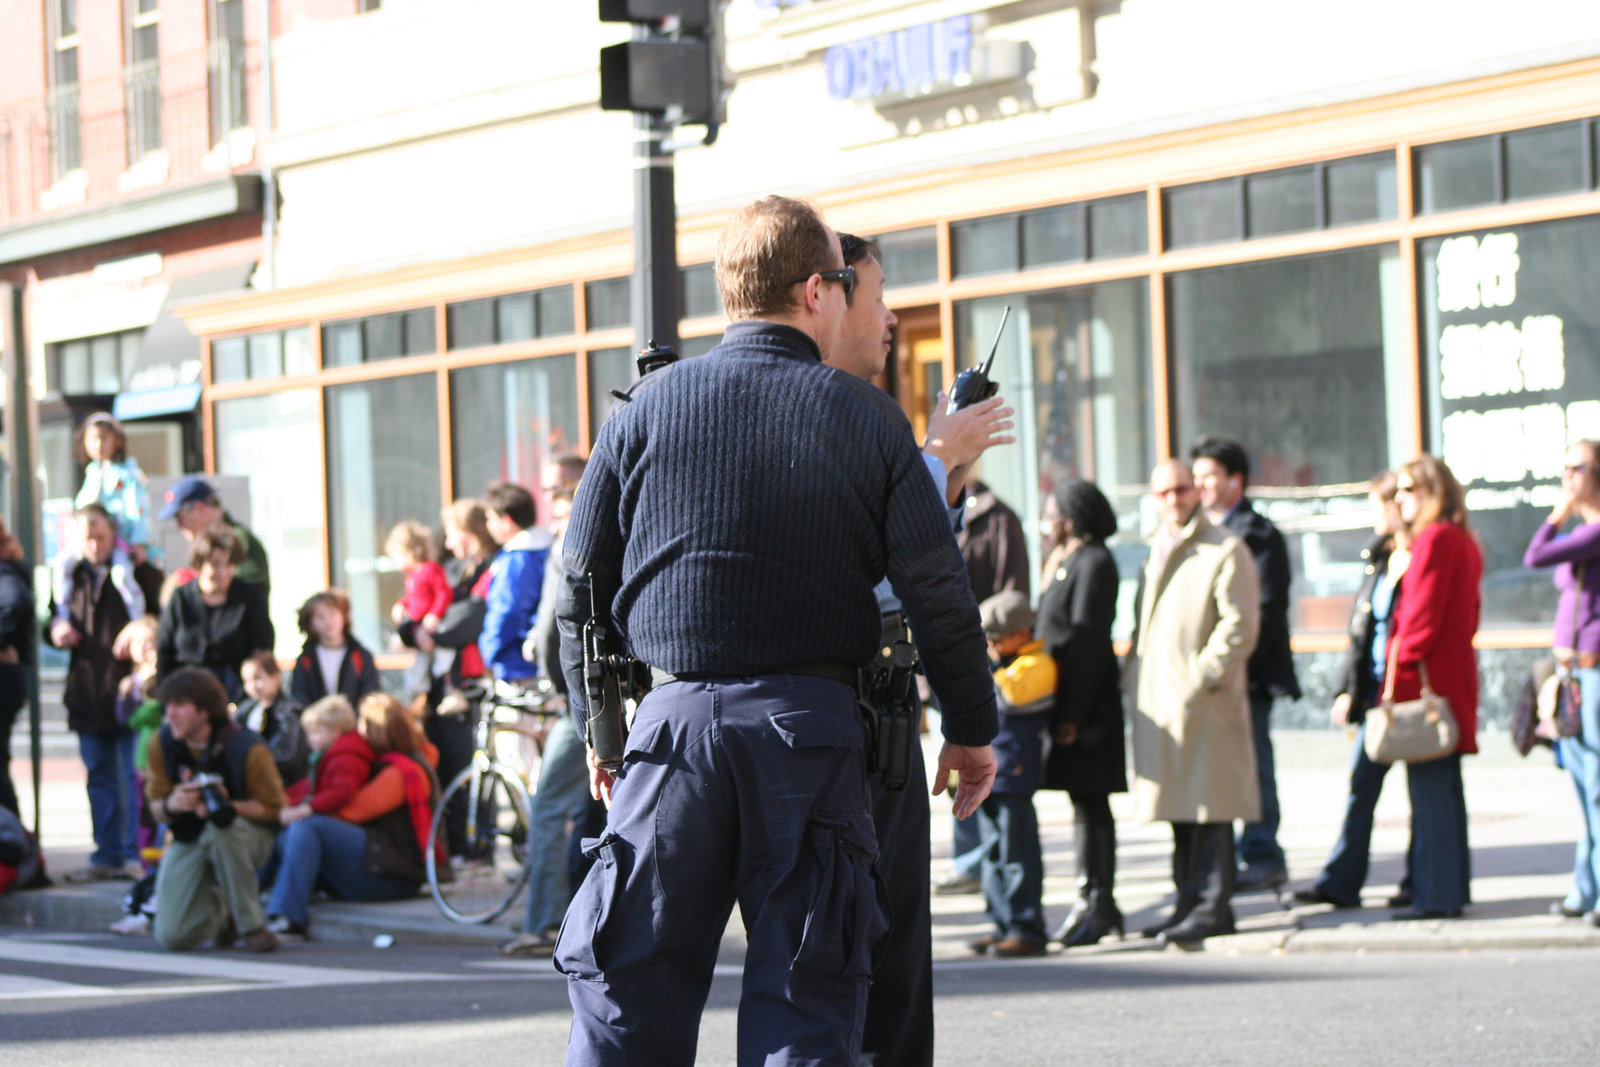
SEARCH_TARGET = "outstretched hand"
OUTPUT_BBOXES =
[931,742,997,820]
[923,393,1016,504]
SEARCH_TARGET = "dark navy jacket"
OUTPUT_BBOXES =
[556,320,997,746]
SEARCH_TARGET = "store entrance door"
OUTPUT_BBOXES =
[892,307,944,443]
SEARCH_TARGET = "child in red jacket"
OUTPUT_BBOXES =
[278,696,375,826]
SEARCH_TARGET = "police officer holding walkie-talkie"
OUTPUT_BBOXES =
[553,197,997,1067]
[827,232,1017,1067]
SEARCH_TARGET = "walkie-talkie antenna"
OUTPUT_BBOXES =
[980,305,1011,375]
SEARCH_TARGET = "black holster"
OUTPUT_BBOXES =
[582,612,649,773]
[861,614,919,791]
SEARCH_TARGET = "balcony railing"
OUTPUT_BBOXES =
[124,58,163,161]
[0,42,259,229]
[46,83,82,181]
[208,39,249,148]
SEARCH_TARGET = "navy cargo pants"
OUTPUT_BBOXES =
[555,675,889,1067]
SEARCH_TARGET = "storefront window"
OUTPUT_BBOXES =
[876,227,938,287]
[587,347,633,438]
[955,280,1153,638]
[327,375,441,647]
[214,388,324,658]
[450,356,579,526]
[586,277,631,330]
[1169,244,1410,632]
[1422,215,1600,628]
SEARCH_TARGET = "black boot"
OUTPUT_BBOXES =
[1058,889,1124,946]
[1056,811,1123,946]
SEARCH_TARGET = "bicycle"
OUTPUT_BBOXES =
[425,677,561,924]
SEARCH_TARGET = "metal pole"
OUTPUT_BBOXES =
[259,0,277,290]
[631,107,680,355]
[0,281,42,835]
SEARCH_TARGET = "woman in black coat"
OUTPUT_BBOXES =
[1036,480,1128,946]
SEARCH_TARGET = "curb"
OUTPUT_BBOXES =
[0,885,125,934]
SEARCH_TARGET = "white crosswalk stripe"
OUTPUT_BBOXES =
[0,938,480,1001]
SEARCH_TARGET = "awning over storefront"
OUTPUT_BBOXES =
[113,263,255,420]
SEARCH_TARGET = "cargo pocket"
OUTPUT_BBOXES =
[792,818,890,981]
[553,829,629,981]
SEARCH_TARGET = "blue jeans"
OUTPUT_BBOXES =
[1406,753,1470,914]
[976,791,1046,944]
[951,809,984,878]
[79,729,139,868]
[555,676,887,1067]
[522,715,591,934]
[266,814,421,925]
[1238,690,1285,871]
[1559,665,1600,912]
[1315,723,1395,905]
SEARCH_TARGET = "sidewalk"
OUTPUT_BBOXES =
[6,731,1600,956]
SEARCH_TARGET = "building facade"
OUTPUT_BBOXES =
[9,1,1600,709]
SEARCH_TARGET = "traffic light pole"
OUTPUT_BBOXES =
[632,108,681,355]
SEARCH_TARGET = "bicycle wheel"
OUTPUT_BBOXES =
[426,760,532,924]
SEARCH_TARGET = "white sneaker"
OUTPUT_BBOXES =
[110,914,152,937]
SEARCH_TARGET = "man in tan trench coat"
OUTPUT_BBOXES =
[1128,459,1262,947]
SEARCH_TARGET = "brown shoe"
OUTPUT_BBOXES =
[241,928,281,953]
[992,937,1048,958]
[967,934,1000,955]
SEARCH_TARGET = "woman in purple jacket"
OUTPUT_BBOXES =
[1524,439,1600,925]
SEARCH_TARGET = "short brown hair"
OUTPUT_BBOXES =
[358,692,424,756]
[385,520,434,565]
[714,196,838,321]
[1400,454,1469,534]
[241,650,280,679]
[154,667,232,729]
[302,694,357,734]
[189,526,244,569]
[298,589,352,637]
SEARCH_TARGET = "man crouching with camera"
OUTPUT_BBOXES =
[145,667,285,952]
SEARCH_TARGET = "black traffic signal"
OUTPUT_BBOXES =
[598,1,728,127]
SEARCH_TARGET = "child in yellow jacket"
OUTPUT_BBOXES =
[969,589,1055,957]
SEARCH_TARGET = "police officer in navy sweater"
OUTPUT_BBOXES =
[554,196,999,1067]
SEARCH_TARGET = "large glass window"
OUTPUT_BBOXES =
[321,310,433,367]
[587,347,634,437]
[681,264,722,320]
[1169,244,1410,633]
[451,356,579,525]
[446,286,573,350]
[876,228,938,287]
[1417,122,1594,214]
[586,277,631,331]
[215,389,324,657]
[1422,215,1600,628]
[326,375,441,648]
[955,281,1154,637]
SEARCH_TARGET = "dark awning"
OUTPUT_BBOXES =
[114,262,256,420]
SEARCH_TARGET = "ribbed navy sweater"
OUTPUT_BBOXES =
[557,321,997,746]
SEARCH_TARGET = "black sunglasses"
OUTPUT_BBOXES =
[790,266,856,298]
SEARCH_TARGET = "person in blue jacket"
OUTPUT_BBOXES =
[480,482,551,685]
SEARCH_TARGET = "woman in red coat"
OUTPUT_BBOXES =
[1388,454,1482,919]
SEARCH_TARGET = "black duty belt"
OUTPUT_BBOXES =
[649,662,861,691]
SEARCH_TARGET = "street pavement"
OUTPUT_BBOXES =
[7,723,1600,956]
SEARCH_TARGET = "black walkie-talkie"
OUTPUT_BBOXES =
[610,339,680,403]
[947,305,1010,411]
